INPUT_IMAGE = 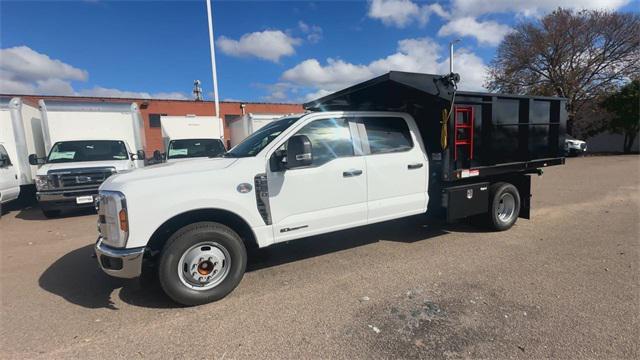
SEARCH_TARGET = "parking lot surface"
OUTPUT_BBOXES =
[1,155,638,359]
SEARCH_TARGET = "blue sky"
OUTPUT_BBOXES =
[1,0,638,103]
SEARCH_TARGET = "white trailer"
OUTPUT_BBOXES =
[228,113,288,147]
[31,100,146,217]
[159,115,225,162]
[0,97,46,210]
[0,97,46,186]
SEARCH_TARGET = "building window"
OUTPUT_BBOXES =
[149,114,166,128]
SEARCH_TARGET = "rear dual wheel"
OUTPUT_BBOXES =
[158,222,247,306]
[486,182,520,231]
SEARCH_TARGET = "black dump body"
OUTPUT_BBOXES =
[304,71,566,182]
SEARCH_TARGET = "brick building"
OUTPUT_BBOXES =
[12,95,303,152]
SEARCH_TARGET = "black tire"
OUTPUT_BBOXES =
[486,182,520,231]
[158,222,247,306]
[42,209,61,218]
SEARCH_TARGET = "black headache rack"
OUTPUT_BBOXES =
[304,71,566,220]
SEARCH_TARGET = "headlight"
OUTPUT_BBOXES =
[35,175,50,191]
[97,191,129,248]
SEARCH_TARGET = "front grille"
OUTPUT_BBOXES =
[49,167,116,189]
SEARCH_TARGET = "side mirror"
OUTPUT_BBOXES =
[153,150,163,161]
[285,135,312,169]
[28,154,44,165]
[136,150,146,161]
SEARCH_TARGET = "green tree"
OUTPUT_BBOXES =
[486,9,640,135]
[601,80,640,153]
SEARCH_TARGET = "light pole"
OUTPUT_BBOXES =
[205,0,222,139]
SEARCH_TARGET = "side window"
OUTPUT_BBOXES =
[362,117,413,154]
[0,145,11,166]
[293,117,354,166]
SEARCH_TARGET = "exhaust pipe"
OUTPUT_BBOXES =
[449,39,461,74]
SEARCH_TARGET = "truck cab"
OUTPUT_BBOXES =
[157,115,225,163]
[31,101,146,218]
[0,142,20,214]
[164,138,226,162]
[96,111,430,305]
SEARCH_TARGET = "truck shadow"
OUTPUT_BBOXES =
[38,244,177,309]
[38,216,487,309]
[15,206,96,221]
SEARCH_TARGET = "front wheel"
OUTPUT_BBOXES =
[158,222,247,306]
[486,182,520,231]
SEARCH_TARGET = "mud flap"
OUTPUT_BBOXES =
[513,175,532,219]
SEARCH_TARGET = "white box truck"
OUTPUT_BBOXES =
[228,113,288,148]
[30,100,146,217]
[0,97,46,213]
[157,115,225,163]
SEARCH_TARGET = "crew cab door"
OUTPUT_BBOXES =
[0,145,20,203]
[267,116,367,242]
[358,115,428,223]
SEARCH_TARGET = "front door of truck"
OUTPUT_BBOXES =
[0,145,20,203]
[268,116,367,242]
[359,116,428,223]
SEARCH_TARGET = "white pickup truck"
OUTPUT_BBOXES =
[95,72,566,305]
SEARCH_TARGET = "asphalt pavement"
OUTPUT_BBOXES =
[0,155,638,359]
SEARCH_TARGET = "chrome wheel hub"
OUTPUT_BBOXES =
[497,193,516,223]
[178,242,230,291]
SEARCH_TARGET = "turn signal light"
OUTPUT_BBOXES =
[119,209,129,232]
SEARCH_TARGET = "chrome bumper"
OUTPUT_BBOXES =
[95,238,145,279]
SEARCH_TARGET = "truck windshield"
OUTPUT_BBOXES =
[168,139,226,159]
[47,140,129,163]
[225,116,300,157]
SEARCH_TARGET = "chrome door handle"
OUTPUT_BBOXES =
[343,169,363,177]
[408,163,423,169]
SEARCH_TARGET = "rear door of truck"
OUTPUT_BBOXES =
[358,114,428,223]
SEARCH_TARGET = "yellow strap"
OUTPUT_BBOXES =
[441,109,448,149]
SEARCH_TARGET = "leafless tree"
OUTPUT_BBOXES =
[486,8,640,135]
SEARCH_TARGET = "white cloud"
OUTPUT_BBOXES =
[450,0,631,17]
[78,87,188,100]
[260,82,302,102]
[0,46,187,99]
[438,17,513,46]
[367,0,430,27]
[35,78,76,96]
[298,21,323,44]
[0,46,87,83]
[217,30,302,62]
[280,37,488,101]
[303,89,332,102]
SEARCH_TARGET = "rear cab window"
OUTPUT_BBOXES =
[361,117,413,154]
